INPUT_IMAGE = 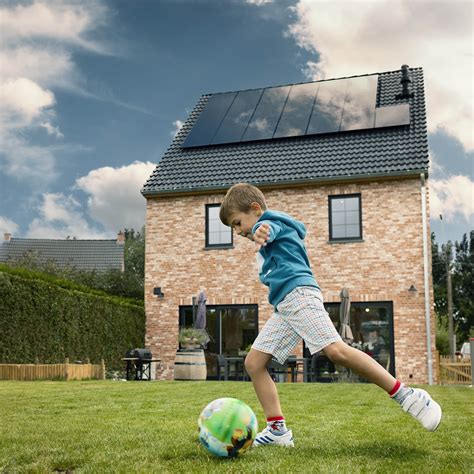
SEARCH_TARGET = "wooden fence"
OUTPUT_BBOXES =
[0,359,105,381]
[438,355,471,385]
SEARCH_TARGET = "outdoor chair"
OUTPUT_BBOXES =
[268,359,288,382]
[217,354,248,381]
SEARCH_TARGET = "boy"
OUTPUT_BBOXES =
[219,183,442,447]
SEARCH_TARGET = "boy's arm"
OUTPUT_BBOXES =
[252,220,283,251]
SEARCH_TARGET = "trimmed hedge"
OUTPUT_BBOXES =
[0,268,145,371]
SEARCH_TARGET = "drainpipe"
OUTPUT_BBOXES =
[420,173,433,385]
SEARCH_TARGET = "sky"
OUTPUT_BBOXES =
[0,0,472,246]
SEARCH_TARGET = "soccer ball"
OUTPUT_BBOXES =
[198,397,258,458]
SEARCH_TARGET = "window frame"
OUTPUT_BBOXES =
[205,204,233,249]
[328,193,363,242]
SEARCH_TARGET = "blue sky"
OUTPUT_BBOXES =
[0,0,472,246]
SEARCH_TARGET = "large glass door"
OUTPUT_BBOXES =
[179,305,258,379]
[304,301,395,381]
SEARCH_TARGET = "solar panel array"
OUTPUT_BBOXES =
[182,75,410,148]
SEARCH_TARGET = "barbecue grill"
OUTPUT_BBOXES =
[123,348,159,380]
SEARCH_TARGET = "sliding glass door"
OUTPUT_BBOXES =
[179,305,258,378]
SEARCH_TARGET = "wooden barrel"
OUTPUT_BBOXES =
[174,350,207,380]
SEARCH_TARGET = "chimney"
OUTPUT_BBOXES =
[397,64,414,99]
[117,231,125,245]
[4,233,11,242]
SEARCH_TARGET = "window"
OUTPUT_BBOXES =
[179,305,258,379]
[304,301,395,380]
[205,204,232,248]
[328,194,362,241]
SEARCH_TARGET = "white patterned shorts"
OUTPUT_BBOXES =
[252,286,342,364]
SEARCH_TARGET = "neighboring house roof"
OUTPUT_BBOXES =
[0,235,125,272]
[142,66,428,196]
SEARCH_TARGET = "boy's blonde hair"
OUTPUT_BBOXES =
[219,183,267,226]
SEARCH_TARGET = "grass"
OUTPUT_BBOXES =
[0,381,472,473]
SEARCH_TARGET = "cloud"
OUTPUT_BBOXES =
[0,1,112,188]
[0,77,54,125]
[26,193,107,239]
[430,175,474,224]
[24,161,156,238]
[171,120,184,137]
[246,0,274,5]
[287,0,473,151]
[0,216,19,236]
[75,161,156,233]
[0,1,110,54]
[40,122,64,139]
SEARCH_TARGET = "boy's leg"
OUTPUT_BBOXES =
[323,341,396,391]
[245,348,294,447]
[323,342,442,431]
[244,349,281,418]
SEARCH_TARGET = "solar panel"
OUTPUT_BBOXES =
[181,75,411,148]
[212,89,263,145]
[306,79,347,135]
[340,75,377,131]
[273,82,319,138]
[243,86,290,141]
[182,92,236,147]
[374,104,410,128]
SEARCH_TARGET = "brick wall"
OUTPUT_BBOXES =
[144,177,436,383]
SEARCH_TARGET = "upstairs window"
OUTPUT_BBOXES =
[329,194,362,241]
[206,204,233,248]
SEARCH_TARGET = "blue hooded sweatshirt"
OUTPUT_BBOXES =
[252,210,319,308]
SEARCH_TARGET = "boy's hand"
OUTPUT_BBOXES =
[253,223,270,251]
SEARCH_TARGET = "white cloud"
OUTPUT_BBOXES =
[0,1,110,187]
[0,1,110,54]
[287,0,473,151]
[0,216,19,236]
[26,193,107,239]
[40,122,64,139]
[0,77,54,124]
[430,175,474,224]
[171,120,184,137]
[24,161,155,238]
[246,0,274,5]
[75,161,156,233]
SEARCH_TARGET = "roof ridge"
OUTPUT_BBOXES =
[7,238,118,242]
[201,67,423,96]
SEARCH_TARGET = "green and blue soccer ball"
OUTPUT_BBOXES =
[198,397,258,458]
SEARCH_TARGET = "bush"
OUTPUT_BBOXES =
[0,268,145,371]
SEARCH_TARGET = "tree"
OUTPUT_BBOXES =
[452,231,474,341]
[432,230,474,352]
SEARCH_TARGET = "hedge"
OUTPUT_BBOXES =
[0,269,145,371]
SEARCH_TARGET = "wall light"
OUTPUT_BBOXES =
[153,287,165,298]
[408,285,417,292]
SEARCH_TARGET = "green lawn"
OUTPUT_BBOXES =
[0,381,472,473]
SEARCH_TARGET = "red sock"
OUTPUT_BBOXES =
[388,380,401,397]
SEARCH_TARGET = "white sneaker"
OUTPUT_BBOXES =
[401,388,442,431]
[253,427,294,447]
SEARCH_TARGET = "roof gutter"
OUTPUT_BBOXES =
[141,169,428,198]
[420,173,434,385]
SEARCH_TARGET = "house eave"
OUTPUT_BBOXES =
[141,169,428,199]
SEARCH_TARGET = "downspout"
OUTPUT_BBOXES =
[420,173,433,385]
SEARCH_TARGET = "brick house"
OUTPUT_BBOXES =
[142,65,437,384]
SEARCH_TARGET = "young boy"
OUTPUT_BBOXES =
[219,183,442,447]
